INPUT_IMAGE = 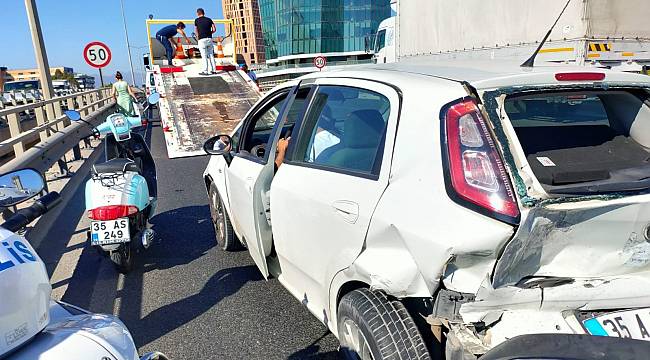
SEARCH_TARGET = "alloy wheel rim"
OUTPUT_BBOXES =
[341,318,374,360]
[212,192,225,240]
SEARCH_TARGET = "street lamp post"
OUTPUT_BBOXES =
[24,0,53,100]
[119,0,137,86]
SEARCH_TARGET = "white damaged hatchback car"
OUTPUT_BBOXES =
[203,60,650,359]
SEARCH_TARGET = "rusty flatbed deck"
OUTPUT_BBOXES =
[155,62,260,158]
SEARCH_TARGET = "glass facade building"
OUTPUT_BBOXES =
[259,0,391,61]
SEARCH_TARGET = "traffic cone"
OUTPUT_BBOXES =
[216,37,225,59]
[174,38,187,59]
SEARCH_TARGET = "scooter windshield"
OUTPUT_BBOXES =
[109,114,132,141]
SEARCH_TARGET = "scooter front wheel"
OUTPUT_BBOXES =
[110,243,133,273]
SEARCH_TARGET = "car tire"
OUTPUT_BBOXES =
[208,183,240,251]
[338,289,431,360]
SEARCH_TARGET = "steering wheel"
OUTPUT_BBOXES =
[250,144,266,158]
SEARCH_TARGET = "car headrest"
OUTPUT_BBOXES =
[343,110,385,149]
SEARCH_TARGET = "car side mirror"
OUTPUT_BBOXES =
[64,110,81,121]
[0,169,45,207]
[147,92,160,104]
[204,134,233,155]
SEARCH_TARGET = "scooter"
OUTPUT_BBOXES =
[65,92,160,273]
[0,168,168,360]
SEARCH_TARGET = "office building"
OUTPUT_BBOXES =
[222,0,266,65]
[256,0,391,88]
[260,0,390,60]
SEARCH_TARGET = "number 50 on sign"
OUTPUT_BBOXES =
[83,41,112,68]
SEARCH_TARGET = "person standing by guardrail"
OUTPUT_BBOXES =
[155,22,190,66]
[111,72,137,117]
[195,8,216,76]
[241,64,259,87]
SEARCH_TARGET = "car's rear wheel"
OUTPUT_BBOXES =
[338,289,431,360]
[208,183,240,251]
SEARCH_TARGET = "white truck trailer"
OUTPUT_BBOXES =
[374,0,650,72]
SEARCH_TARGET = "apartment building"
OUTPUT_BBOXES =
[5,66,74,82]
[222,0,266,65]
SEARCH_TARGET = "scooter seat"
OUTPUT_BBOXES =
[92,158,141,175]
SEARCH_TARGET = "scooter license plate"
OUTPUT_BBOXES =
[90,218,130,245]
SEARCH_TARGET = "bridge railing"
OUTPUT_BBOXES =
[0,88,115,175]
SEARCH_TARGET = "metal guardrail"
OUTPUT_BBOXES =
[0,88,115,175]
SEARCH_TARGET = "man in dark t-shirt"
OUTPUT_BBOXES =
[155,22,190,66]
[195,8,216,75]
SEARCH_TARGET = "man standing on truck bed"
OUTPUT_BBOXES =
[195,8,216,75]
[155,22,190,66]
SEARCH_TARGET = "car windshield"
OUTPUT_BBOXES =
[374,29,386,52]
[504,89,650,194]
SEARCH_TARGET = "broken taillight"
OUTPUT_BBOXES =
[88,205,138,221]
[443,98,520,222]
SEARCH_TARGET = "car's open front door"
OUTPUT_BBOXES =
[249,83,311,278]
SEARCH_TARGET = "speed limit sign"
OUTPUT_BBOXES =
[313,56,327,71]
[83,41,112,68]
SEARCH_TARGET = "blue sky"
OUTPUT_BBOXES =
[2,0,223,86]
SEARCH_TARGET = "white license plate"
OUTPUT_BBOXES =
[90,218,130,245]
[583,308,650,340]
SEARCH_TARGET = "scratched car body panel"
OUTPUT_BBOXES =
[203,60,650,358]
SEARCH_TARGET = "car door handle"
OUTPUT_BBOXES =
[332,200,359,224]
[246,176,254,193]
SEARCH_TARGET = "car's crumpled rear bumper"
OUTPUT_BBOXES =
[480,333,650,360]
[439,272,650,358]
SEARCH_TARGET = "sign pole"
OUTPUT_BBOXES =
[98,68,104,87]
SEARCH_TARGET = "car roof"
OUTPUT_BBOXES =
[301,59,650,90]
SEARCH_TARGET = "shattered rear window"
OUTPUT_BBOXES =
[505,93,610,127]
[504,89,650,194]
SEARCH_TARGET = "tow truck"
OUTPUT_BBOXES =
[144,18,261,158]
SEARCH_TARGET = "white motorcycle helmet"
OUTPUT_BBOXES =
[0,227,51,357]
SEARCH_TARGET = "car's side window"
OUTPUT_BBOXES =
[293,85,390,175]
[238,87,311,161]
[239,95,286,156]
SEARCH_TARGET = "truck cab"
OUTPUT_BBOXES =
[372,17,396,64]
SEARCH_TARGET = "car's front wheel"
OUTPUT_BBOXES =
[338,289,431,360]
[208,183,240,251]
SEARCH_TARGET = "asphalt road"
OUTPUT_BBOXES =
[29,117,340,359]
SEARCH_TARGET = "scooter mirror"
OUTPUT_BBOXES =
[204,134,232,155]
[64,110,82,121]
[0,168,45,207]
[147,92,160,105]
